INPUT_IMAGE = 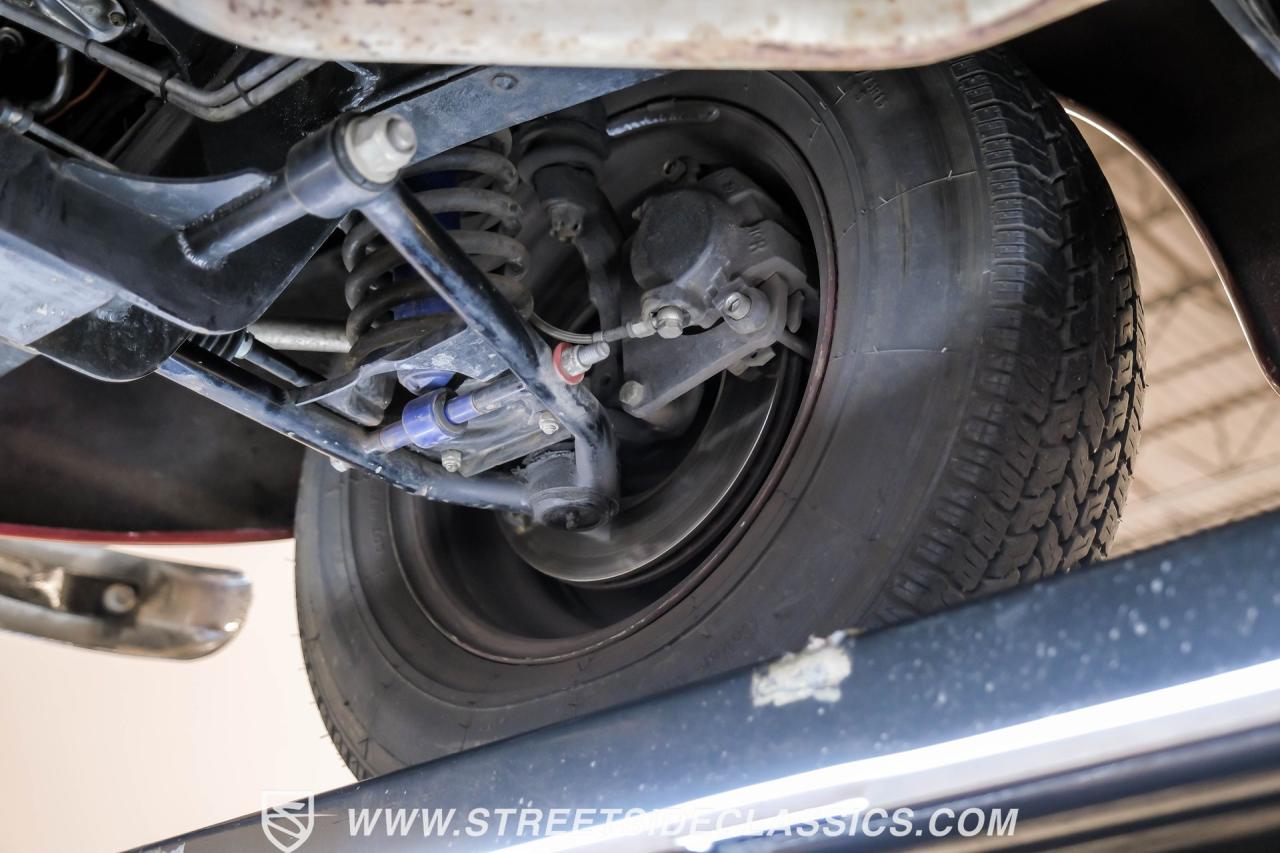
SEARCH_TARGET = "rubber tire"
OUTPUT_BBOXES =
[297,52,1144,778]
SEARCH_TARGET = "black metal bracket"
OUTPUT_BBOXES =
[0,133,318,334]
[358,186,620,525]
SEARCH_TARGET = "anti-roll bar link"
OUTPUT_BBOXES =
[359,185,620,526]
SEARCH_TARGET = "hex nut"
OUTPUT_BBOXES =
[619,380,646,408]
[440,449,463,473]
[101,582,138,615]
[343,113,418,183]
[723,292,751,320]
[538,412,561,435]
[653,306,687,339]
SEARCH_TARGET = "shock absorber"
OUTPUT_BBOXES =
[515,103,611,241]
[339,132,532,363]
[514,103,625,390]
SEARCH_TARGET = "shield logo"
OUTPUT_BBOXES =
[261,791,315,853]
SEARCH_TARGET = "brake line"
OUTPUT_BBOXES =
[0,4,322,123]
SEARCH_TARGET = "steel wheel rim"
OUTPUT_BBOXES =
[391,88,838,664]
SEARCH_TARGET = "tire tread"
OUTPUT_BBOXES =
[863,53,1144,626]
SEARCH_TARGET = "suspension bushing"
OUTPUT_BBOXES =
[522,449,614,531]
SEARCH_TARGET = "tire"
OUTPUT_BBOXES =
[297,51,1144,778]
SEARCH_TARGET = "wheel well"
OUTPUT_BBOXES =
[1013,0,1280,391]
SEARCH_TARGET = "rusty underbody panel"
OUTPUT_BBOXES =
[149,0,1105,69]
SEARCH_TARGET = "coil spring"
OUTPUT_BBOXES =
[340,131,530,360]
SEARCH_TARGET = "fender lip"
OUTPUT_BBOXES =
[144,0,1106,69]
[1062,96,1280,395]
[0,523,292,545]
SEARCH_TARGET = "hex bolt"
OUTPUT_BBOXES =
[490,72,519,91]
[107,9,127,27]
[101,582,138,615]
[538,412,561,435]
[546,200,584,243]
[343,113,418,184]
[619,380,647,408]
[440,449,463,473]
[653,306,688,339]
[572,340,611,368]
[723,292,752,320]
